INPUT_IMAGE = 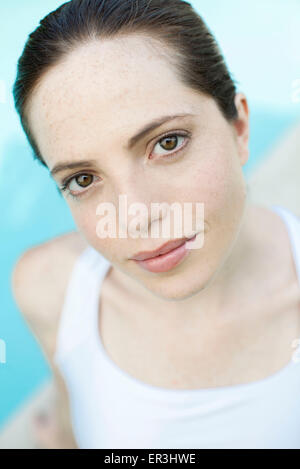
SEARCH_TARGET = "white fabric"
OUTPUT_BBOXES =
[54,205,300,449]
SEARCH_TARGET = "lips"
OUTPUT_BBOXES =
[130,235,195,261]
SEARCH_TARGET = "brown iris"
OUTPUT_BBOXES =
[160,135,178,151]
[75,174,93,187]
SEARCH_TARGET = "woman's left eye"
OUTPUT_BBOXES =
[150,132,190,159]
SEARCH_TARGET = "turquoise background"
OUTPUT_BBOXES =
[0,0,299,429]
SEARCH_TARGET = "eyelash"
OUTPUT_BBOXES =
[59,130,191,200]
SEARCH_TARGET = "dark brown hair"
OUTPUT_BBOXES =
[13,0,239,168]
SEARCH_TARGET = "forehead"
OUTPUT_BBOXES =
[26,34,208,167]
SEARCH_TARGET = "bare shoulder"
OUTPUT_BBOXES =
[251,202,300,295]
[11,231,89,359]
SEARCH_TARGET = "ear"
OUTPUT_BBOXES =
[231,92,250,166]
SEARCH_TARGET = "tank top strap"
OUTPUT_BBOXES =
[53,245,111,365]
[271,205,300,283]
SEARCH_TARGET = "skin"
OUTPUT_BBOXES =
[16,34,300,448]
[26,34,250,324]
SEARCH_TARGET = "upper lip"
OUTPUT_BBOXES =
[130,234,196,261]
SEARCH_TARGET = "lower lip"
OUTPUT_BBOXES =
[133,234,197,273]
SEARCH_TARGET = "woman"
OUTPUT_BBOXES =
[11,0,300,449]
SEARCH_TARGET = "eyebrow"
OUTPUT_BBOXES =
[50,113,195,177]
[127,113,195,149]
[50,160,98,177]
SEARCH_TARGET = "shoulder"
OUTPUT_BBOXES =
[11,231,89,359]
[253,203,300,297]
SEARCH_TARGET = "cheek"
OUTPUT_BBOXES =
[188,139,247,239]
[71,202,125,260]
[71,204,107,249]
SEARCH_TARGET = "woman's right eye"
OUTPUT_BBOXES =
[60,173,99,198]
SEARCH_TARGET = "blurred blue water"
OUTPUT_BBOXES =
[0,140,75,428]
[0,0,299,429]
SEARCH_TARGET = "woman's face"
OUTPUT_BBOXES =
[26,35,250,301]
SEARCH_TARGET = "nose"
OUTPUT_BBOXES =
[115,173,160,240]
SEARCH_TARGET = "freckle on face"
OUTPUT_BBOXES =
[27,36,209,166]
[26,35,246,300]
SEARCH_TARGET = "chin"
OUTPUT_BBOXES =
[144,273,212,302]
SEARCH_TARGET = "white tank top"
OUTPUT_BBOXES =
[53,205,300,449]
